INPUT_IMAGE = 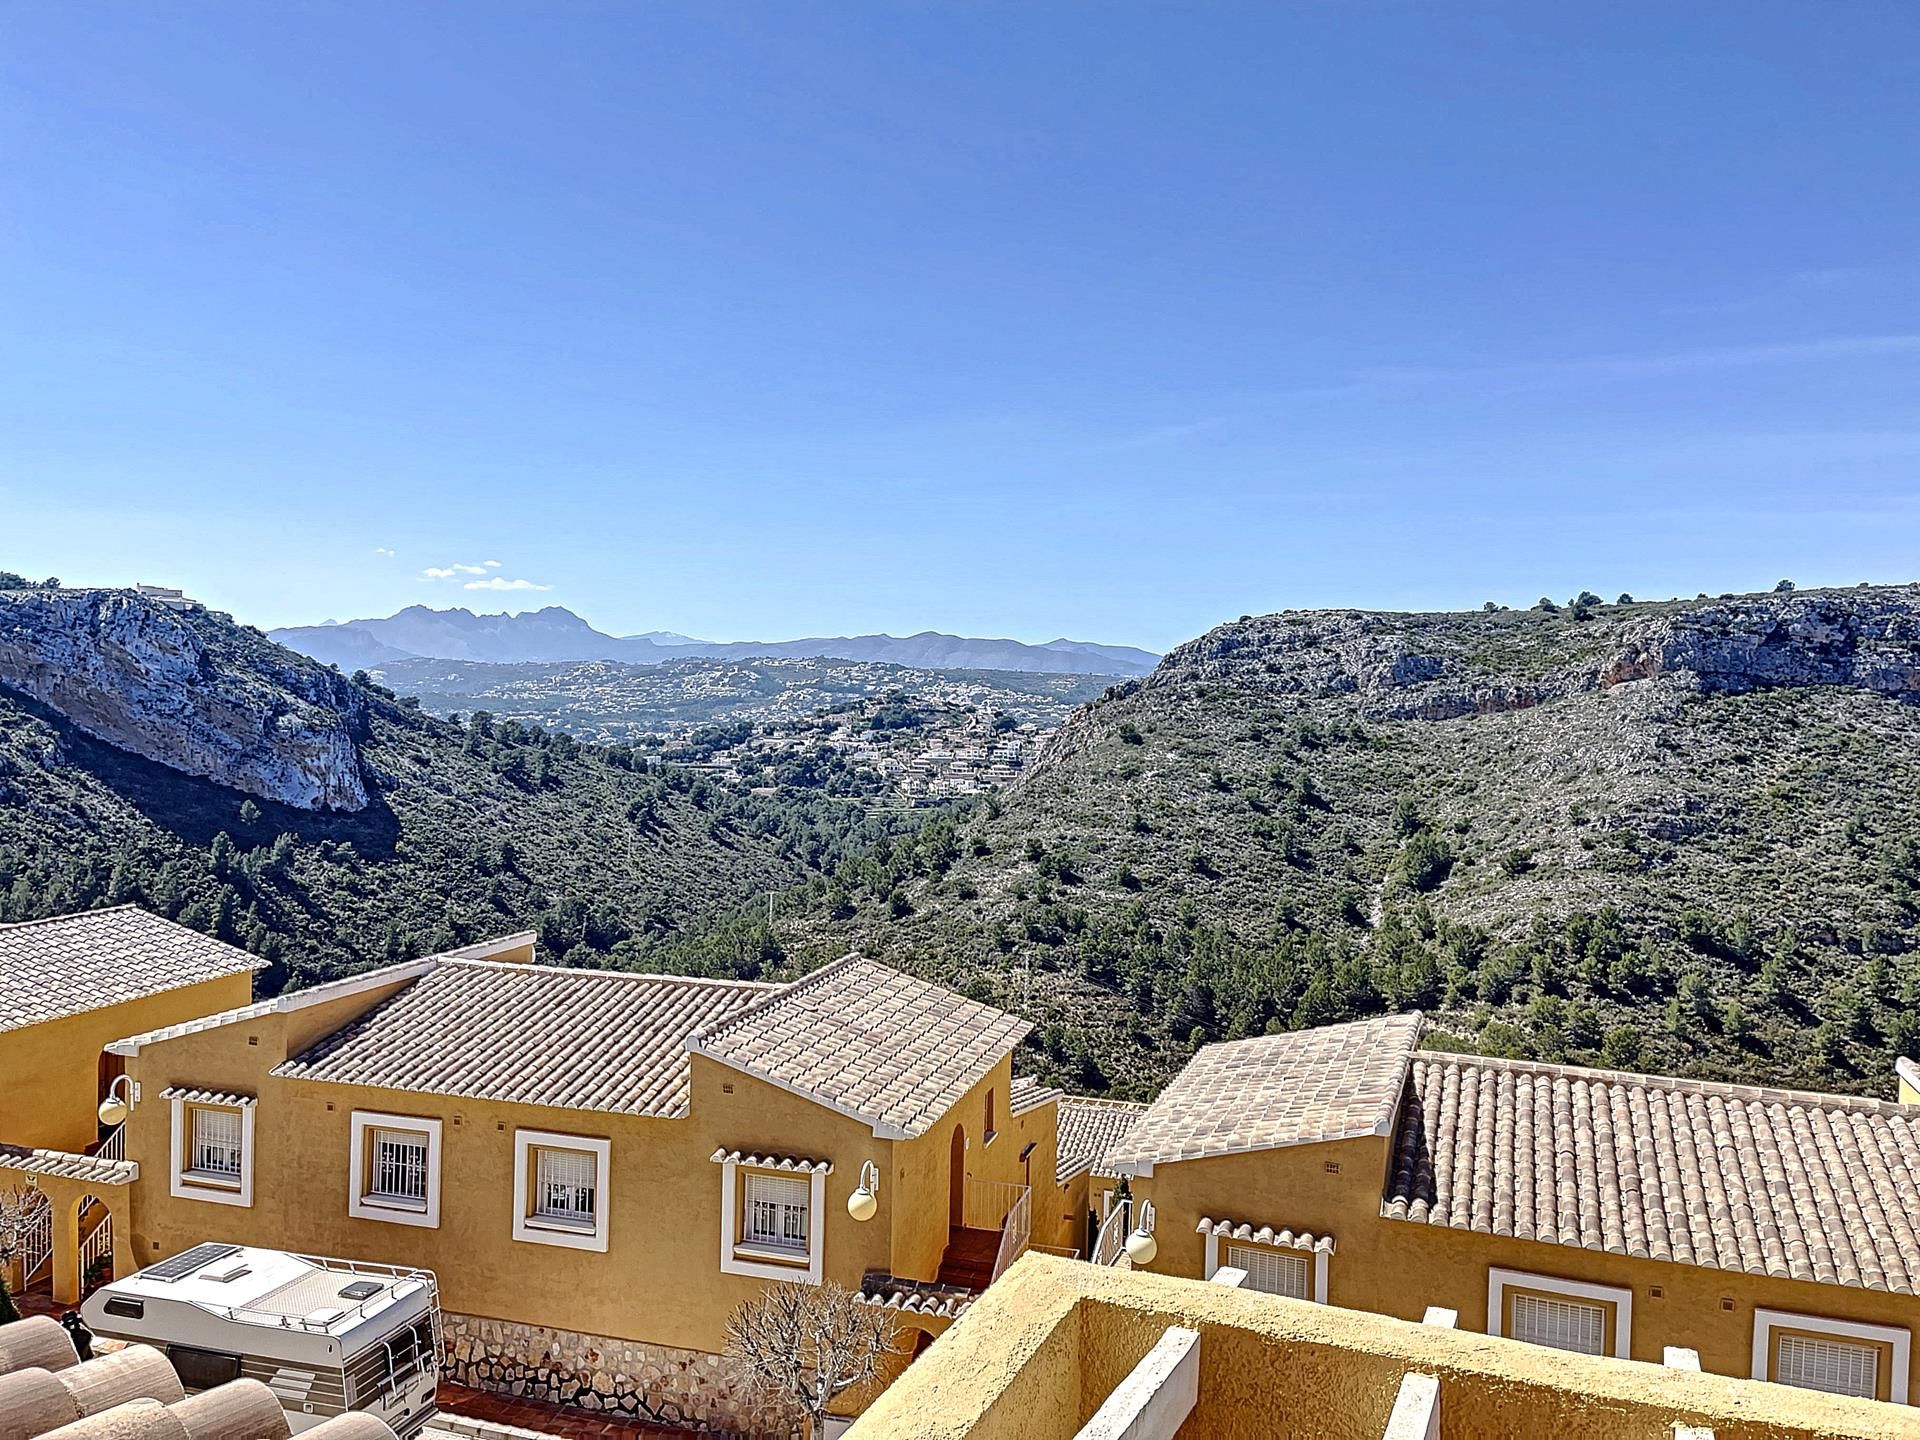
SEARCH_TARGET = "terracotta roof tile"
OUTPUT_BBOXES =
[1056,1096,1148,1184]
[690,955,1031,1139]
[0,907,262,1034]
[0,1146,138,1186]
[1195,1218,1336,1255]
[1008,1075,1062,1117]
[1383,1052,1920,1294]
[1104,1013,1424,1171]
[273,961,776,1117]
[858,1272,977,1320]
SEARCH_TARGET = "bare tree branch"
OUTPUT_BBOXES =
[724,1280,900,1424]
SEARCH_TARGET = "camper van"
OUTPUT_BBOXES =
[82,1243,441,1437]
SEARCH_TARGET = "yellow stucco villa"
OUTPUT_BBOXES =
[83,925,1105,1433]
[0,908,262,1305]
[1089,1013,1920,1409]
[6,902,1920,1433]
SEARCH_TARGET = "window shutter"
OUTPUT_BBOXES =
[536,1147,598,1218]
[372,1130,429,1200]
[191,1108,243,1174]
[1509,1292,1607,1355]
[1776,1333,1878,1399]
[1225,1244,1310,1299]
[745,1172,811,1248]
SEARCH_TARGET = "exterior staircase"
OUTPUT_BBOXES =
[937,1226,1003,1291]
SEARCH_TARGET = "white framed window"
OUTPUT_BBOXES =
[512,1131,611,1252]
[168,1095,255,1208]
[191,1108,244,1178]
[1511,1291,1607,1355]
[1753,1309,1909,1405]
[745,1172,810,1251]
[718,1157,827,1284]
[1202,1231,1328,1303]
[370,1129,430,1204]
[349,1112,442,1228]
[1227,1243,1310,1300]
[1487,1269,1631,1359]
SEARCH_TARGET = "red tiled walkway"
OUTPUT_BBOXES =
[436,1382,703,1438]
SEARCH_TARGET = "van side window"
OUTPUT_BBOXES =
[168,1345,243,1389]
[103,1297,145,1320]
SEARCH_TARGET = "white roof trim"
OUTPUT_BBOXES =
[1196,1217,1336,1254]
[710,1149,835,1174]
[1898,1056,1920,1099]
[106,933,539,1055]
[159,1087,256,1107]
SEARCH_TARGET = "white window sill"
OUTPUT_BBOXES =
[182,1170,244,1191]
[526,1212,597,1235]
[362,1193,430,1214]
[734,1240,810,1266]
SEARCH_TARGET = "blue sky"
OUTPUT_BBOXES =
[3,3,1917,652]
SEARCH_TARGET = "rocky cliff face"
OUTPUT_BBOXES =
[1147,586,1920,720]
[0,588,370,811]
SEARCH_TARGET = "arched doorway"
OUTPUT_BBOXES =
[948,1125,966,1229]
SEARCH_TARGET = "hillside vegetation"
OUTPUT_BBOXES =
[762,586,1920,1097]
[0,589,917,991]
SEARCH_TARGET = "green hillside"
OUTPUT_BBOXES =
[0,590,915,991]
[765,587,1920,1097]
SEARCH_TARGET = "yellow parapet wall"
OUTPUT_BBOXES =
[848,1253,1920,1440]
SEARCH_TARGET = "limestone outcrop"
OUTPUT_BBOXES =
[0,588,370,811]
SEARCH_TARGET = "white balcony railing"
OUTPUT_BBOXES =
[962,1179,1029,1233]
[990,1187,1031,1284]
[79,1209,113,1290]
[17,1191,53,1287]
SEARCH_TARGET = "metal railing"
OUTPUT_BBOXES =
[79,1209,112,1290]
[1091,1204,1129,1266]
[18,1192,53,1287]
[94,1125,125,1163]
[962,1179,1029,1233]
[989,1187,1030,1285]
[179,1253,440,1334]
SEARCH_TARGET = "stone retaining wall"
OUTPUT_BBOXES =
[441,1312,800,1438]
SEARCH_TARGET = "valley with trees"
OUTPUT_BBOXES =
[3,578,1919,1101]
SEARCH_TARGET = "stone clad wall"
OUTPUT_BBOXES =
[441,1312,800,1439]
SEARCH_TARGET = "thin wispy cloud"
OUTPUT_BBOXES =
[373,546,396,558]
[1352,333,1920,391]
[420,560,504,580]
[465,576,551,592]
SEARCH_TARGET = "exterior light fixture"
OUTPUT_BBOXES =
[847,1160,880,1222]
[1124,1199,1158,1267]
[97,1075,135,1128]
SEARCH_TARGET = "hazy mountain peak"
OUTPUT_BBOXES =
[269,605,1157,676]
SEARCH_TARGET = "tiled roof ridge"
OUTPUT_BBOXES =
[1058,1094,1150,1114]
[107,954,441,1054]
[446,956,782,992]
[0,902,143,930]
[686,951,863,1046]
[1414,1047,1915,1121]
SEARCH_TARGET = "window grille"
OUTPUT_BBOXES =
[1510,1291,1607,1355]
[535,1147,597,1221]
[1225,1244,1310,1299]
[370,1129,429,1202]
[745,1172,809,1250]
[190,1108,243,1176]
[1775,1332,1878,1399]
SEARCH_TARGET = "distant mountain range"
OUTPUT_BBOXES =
[268,605,1159,677]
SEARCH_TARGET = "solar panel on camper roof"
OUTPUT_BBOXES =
[147,1242,242,1282]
